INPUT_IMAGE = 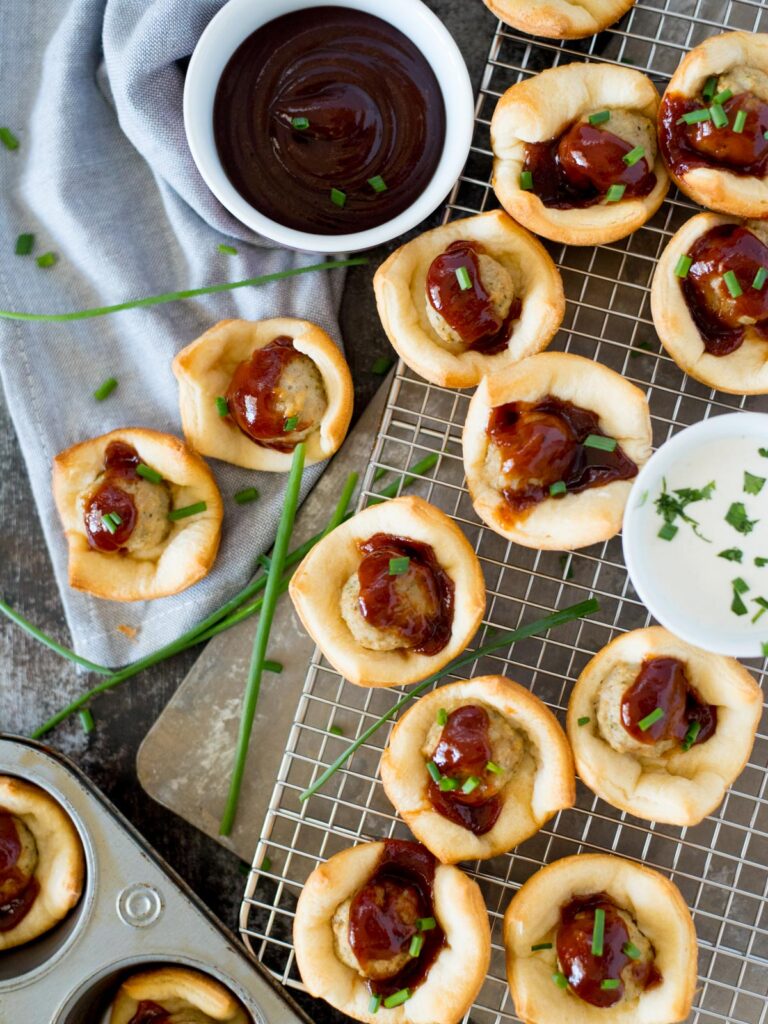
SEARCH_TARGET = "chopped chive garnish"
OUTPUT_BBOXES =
[623,145,645,167]
[726,502,757,535]
[261,855,272,872]
[601,979,620,990]
[389,556,410,575]
[674,254,693,278]
[283,415,299,432]
[732,587,748,616]
[589,110,611,125]
[218,243,238,255]
[550,480,567,497]
[760,448,768,458]
[427,761,442,783]
[486,760,503,774]
[531,942,553,951]
[733,109,747,134]
[109,512,123,526]
[658,522,678,541]
[264,660,283,674]
[733,576,749,594]
[409,933,424,957]
[330,188,347,208]
[78,708,95,734]
[744,471,765,495]
[93,377,118,401]
[763,642,768,656]
[455,266,472,290]
[371,356,394,375]
[15,233,34,256]
[578,716,591,726]
[710,103,728,128]
[461,775,481,794]
[702,76,717,101]
[677,108,711,125]
[623,941,641,959]
[169,501,207,521]
[560,553,574,580]
[723,270,742,298]
[215,396,229,417]
[630,340,654,359]
[437,707,448,726]
[439,776,459,791]
[417,916,437,931]
[369,994,381,1014]
[552,972,568,989]
[681,720,701,751]
[383,989,410,1009]
[36,252,57,268]
[136,463,162,484]
[713,89,732,105]
[718,548,743,562]
[234,487,259,505]
[592,908,605,956]
[368,175,388,193]
[753,267,768,290]
[329,725,344,736]
[605,183,626,203]
[101,514,118,535]
[751,596,768,623]
[637,707,664,731]
[519,170,534,190]
[291,117,309,130]
[756,557,768,567]
[0,127,19,150]
[583,434,618,452]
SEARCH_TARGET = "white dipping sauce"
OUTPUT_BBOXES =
[623,414,768,659]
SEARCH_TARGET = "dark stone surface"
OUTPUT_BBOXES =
[0,2,495,1018]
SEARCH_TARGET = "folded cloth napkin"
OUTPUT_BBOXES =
[0,0,347,667]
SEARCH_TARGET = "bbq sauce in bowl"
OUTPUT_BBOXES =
[212,7,446,235]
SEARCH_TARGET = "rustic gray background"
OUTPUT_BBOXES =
[0,1,494,1018]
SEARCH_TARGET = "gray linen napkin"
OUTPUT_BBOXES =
[0,0,346,667]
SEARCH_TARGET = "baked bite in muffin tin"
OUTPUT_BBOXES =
[462,352,652,550]
[0,775,84,951]
[289,496,486,687]
[109,966,250,1023]
[173,317,353,471]
[658,31,768,217]
[52,428,223,602]
[293,838,490,1024]
[491,63,668,245]
[567,626,762,825]
[380,676,574,863]
[651,210,768,394]
[504,853,697,1024]
[373,210,564,388]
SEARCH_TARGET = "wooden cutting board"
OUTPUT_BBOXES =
[136,383,389,861]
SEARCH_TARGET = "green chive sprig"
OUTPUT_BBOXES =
[78,708,95,734]
[220,443,306,836]
[0,599,111,677]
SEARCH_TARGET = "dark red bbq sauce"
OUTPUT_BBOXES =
[348,839,445,999]
[523,122,656,209]
[356,534,454,656]
[487,397,638,515]
[83,441,142,553]
[128,1002,170,1024]
[660,92,768,180]
[428,705,502,836]
[425,241,522,355]
[558,893,661,1008]
[681,224,768,356]
[226,336,312,453]
[0,809,39,933]
[621,656,717,746]
[213,8,446,235]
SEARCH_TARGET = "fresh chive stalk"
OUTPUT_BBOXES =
[0,599,111,677]
[220,443,306,836]
[369,994,381,1014]
[462,775,481,794]
[486,760,503,774]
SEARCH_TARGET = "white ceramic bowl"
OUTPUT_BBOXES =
[184,0,475,253]
[623,411,768,659]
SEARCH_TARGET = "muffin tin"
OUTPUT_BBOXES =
[0,735,308,1023]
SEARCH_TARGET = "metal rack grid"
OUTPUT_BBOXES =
[241,3,768,1022]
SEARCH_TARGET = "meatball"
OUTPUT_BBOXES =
[747,218,768,248]
[716,66,768,104]
[262,353,327,446]
[596,664,676,757]
[0,815,38,903]
[340,573,405,651]
[116,477,172,558]
[616,908,656,1002]
[586,108,658,163]
[340,561,443,653]
[427,254,516,352]
[332,892,417,981]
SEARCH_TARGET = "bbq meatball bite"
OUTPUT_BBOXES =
[426,252,517,353]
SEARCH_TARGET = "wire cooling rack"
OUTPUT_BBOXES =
[241,3,768,1022]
